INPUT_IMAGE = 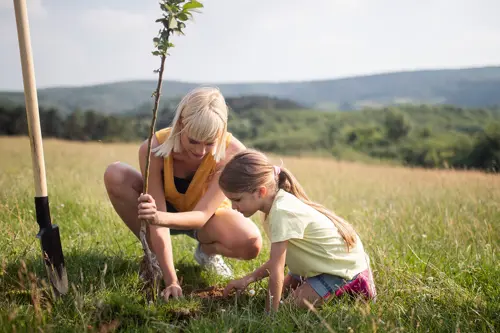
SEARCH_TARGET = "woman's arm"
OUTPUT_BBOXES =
[266,241,288,313]
[138,138,179,287]
[151,136,246,230]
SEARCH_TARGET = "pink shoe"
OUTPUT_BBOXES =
[335,267,377,301]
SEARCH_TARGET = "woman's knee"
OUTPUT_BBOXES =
[228,214,263,260]
[200,211,263,260]
[104,162,123,190]
[238,233,262,260]
[104,162,142,195]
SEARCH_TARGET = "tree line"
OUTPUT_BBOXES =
[1,97,499,172]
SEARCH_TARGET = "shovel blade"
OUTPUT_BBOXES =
[37,225,69,295]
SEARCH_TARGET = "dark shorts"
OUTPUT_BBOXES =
[166,200,198,240]
[169,228,198,240]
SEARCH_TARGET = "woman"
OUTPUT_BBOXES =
[103,87,263,301]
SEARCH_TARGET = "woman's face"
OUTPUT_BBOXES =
[179,130,217,160]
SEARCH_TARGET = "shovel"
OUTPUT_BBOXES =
[13,0,69,296]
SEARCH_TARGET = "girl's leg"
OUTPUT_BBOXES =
[287,282,325,308]
[286,273,350,308]
[283,273,301,294]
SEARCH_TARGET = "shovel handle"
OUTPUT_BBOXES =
[13,0,48,198]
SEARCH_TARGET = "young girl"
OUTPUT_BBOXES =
[219,149,376,312]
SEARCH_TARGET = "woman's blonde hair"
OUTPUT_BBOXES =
[153,86,229,162]
[219,149,358,251]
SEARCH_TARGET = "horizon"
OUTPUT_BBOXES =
[1,64,499,92]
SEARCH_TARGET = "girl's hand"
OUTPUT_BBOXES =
[223,277,251,297]
[138,193,159,225]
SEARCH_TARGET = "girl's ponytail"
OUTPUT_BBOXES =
[220,149,357,251]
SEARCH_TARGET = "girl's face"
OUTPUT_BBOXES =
[179,130,217,161]
[223,190,263,218]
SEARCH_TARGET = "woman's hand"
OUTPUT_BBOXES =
[138,193,160,225]
[223,276,252,297]
[161,282,183,301]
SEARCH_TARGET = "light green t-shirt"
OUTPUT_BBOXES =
[264,189,368,280]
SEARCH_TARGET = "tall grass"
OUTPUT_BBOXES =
[0,136,498,332]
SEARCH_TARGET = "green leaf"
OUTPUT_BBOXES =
[177,13,189,21]
[152,51,161,56]
[169,4,182,14]
[183,1,203,11]
[168,16,178,29]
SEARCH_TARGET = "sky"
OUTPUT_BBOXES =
[0,0,499,90]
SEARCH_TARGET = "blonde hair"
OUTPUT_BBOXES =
[153,86,229,162]
[219,149,357,251]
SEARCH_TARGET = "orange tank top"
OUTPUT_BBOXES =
[154,127,232,212]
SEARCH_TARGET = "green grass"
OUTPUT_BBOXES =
[0,136,499,332]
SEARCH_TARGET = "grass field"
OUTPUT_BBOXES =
[0,136,499,333]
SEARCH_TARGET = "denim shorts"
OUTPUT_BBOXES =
[289,272,356,300]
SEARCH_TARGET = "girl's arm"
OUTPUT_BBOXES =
[150,137,246,230]
[222,241,288,313]
[266,241,288,313]
[222,260,272,297]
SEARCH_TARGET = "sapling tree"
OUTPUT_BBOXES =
[139,0,203,302]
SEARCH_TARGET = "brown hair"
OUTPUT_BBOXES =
[219,149,357,251]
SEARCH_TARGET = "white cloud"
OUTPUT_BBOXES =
[0,0,47,17]
[79,8,152,35]
[0,0,499,90]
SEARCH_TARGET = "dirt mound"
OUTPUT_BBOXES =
[190,286,226,299]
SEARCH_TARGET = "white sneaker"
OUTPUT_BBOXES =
[194,243,233,278]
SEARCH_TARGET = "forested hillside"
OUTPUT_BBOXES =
[2,97,499,172]
[1,66,499,114]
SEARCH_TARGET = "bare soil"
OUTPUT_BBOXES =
[189,286,226,299]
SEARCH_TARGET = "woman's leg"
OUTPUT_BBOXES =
[104,161,262,260]
[196,209,263,260]
[104,161,262,277]
[103,161,144,238]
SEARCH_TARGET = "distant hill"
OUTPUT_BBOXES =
[1,66,499,114]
